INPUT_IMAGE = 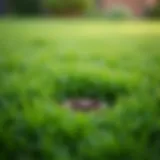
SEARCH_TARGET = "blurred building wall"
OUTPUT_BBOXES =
[99,0,157,16]
[0,0,158,16]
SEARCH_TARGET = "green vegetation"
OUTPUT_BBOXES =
[0,19,160,159]
[148,2,160,18]
[105,6,134,20]
[11,0,40,15]
[47,0,91,15]
[10,0,93,16]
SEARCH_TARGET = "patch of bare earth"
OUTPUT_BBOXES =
[63,98,108,112]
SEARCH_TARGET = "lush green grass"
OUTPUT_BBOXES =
[1,19,160,160]
[0,19,160,106]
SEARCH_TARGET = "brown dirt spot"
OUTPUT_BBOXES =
[63,98,107,112]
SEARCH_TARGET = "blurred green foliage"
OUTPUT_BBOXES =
[11,0,40,15]
[105,6,134,20]
[0,19,160,159]
[148,2,160,18]
[47,0,91,15]
[86,5,134,20]
[10,0,94,16]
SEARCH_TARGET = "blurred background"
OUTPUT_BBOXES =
[0,0,159,19]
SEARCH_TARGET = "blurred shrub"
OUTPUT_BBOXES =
[12,0,40,15]
[147,3,160,18]
[86,5,134,20]
[105,6,134,20]
[47,0,91,15]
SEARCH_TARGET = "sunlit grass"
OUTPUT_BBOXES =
[0,18,160,107]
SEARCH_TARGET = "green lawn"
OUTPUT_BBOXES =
[1,19,160,160]
[0,19,160,107]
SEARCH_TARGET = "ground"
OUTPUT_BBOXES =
[0,18,160,159]
[0,18,160,109]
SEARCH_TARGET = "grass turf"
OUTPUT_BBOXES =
[0,19,160,108]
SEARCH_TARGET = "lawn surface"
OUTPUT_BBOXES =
[0,19,160,108]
